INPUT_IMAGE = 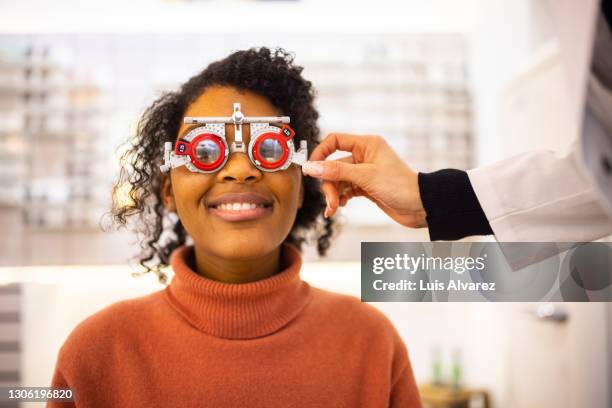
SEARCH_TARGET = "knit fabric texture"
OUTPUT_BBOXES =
[49,243,422,407]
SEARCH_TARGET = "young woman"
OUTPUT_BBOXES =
[49,47,422,407]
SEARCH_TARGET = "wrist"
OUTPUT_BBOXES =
[407,167,428,228]
[417,169,493,240]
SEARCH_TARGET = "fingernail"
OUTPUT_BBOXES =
[303,161,324,177]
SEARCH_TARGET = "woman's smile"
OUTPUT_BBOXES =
[207,191,274,222]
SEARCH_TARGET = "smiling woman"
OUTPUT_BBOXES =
[111,48,332,284]
[161,86,306,283]
[47,47,422,408]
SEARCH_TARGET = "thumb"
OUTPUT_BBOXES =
[302,160,370,185]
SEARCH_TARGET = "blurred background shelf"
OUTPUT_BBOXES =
[0,31,475,264]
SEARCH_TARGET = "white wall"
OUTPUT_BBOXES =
[468,0,556,165]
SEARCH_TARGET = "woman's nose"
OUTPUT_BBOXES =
[217,152,262,183]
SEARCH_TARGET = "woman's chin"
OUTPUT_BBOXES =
[206,240,280,261]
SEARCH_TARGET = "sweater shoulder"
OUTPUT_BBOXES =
[56,290,166,362]
[307,287,411,379]
[308,286,398,335]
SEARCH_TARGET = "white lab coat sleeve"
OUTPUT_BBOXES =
[466,142,612,242]
[582,74,612,217]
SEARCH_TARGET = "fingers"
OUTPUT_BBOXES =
[303,159,371,188]
[322,180,364,218]
[321,181,339,218]
[338,182,364,206]
[310,156,360,218]
[309,133,368,162]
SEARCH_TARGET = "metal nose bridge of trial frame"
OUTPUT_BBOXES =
[184,102,291,153]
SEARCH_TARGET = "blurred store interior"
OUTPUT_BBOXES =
[0,0,611,407]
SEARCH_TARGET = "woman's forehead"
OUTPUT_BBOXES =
[178,86,282,137]
[177,86,282,141]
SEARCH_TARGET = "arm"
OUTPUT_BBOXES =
[469,7,612,243]
[47,365,76,408]
[304,104,612,246]
[390,360,423,408]
[468,141,612,242]
[388,329,423,408]
[418,169,493,240]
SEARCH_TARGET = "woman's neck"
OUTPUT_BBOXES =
[192,246,282,283]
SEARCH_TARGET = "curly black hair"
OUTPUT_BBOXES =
[109,47,336,284]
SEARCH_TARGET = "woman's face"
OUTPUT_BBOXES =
[162,86,303,260]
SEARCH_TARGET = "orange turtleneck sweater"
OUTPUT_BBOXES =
[48,244,422,407]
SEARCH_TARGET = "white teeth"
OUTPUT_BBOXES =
[215,202,265,211]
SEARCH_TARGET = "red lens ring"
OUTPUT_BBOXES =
[252,133,290,169]
[189,133,227,171]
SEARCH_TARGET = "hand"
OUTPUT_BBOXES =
[302,133,427,228]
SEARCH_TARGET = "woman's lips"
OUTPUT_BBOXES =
[209,205,272,222]
[206,192,274,222]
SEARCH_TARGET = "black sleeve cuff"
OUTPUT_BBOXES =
[603,0,611,29]
[418,169,493,241]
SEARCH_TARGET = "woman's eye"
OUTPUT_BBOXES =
[195,140,221,164]
[258,139,284,163]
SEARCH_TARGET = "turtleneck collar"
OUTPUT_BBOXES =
[164,243,312,340]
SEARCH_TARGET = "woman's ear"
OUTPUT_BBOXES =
[161,174,177,212]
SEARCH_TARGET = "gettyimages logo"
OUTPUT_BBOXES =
[361,242,612,302]
[372,253,487,275]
